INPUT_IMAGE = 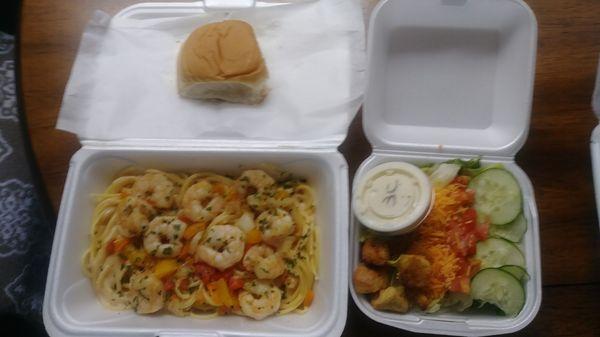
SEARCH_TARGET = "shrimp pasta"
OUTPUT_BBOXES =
[82,169,318,320]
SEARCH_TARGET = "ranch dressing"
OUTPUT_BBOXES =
[353,162,433,235]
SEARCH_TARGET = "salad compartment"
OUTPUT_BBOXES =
[349,152,541,336]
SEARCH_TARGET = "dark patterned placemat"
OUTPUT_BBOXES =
[0,30,53,333]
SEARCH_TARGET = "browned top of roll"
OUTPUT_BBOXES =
[178,20,267,84]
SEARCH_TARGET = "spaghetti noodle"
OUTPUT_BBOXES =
[82,169,318,320]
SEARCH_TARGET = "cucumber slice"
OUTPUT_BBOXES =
[471,268,525,316]
[500,265,530,281]
[469,169,522,225]
[489,213,527,243]
[475,237,525,269]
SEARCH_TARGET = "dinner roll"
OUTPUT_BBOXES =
[177,20,268,104]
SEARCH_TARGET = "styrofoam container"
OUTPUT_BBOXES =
[589,57,600,226]
[349,0,541,335]
[43,1,359,336]
[44,144,349,337]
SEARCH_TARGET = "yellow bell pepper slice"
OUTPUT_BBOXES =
[153,259,178,279]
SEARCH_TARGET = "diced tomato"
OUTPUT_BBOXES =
[179,278,190,291]
[163,278,175,292]
[228,276,245,291]
[106,241,116,255]
[213,183,226,195]
[178,243,190,259]
[455,230,479,257]
[462,208,477,229]
[446,208,488,257]
[106,238,129,255]
[464,189,475,203]
[194,264,239,285]
[114,238,130,252]
[474,223,489,240]
[448,259,471,293]
[213,269,233,283]
[244,243,256,253]
[178,214,195,225]
[449,276,470,293]
[455,188,475,206]
[194,262,218,284]
[226,190,240,202]
[453,175,470,186]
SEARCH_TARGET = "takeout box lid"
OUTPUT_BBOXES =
[362,0,537,158]
[58,0,366,149]
[592,57,600,119]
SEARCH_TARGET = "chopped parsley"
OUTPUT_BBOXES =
[283,258,296,268]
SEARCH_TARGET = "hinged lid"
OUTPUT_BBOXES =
[592,56,600,120]
[588,56,600,226]
[363,0,537,157]
[56,0,366,149]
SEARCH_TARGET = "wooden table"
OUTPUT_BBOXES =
[20,0,600,336]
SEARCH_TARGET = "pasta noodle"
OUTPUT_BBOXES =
[82,168,318,320]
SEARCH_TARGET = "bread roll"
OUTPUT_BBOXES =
[177,20,268,104]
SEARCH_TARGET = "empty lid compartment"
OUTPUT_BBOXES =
[364,0,537,157]
[592,57,600,120]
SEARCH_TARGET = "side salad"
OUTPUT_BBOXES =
[353,158,529,316]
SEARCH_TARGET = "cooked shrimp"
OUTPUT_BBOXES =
[238,170,275,191]
[246,193,271,212]
[243,244,285,279]
[181,181,225,222]
[284,274,299,291]
[128,271,165,314]
[361,239,390,266]
[195,225,245,271]
[115,196,156,235]
[143,216,187,257]
[256,208,295,246]
[353,263,389,294]
[238,280,282,320]
[235,211,256,233]
[132,172,177,209]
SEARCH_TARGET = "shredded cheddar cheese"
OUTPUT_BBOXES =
[407,181,478,309]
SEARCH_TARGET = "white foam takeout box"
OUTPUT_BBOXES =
[349,0,541,335]
[42,1,363,337]
[589,57,600,226]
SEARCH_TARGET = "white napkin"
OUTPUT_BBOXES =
[56,0,366,145]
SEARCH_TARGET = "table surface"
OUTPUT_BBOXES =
[20,0,600,336]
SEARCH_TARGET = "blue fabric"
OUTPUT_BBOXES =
[0,31,53,335]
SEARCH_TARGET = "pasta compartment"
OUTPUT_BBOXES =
[44,146,349,337]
